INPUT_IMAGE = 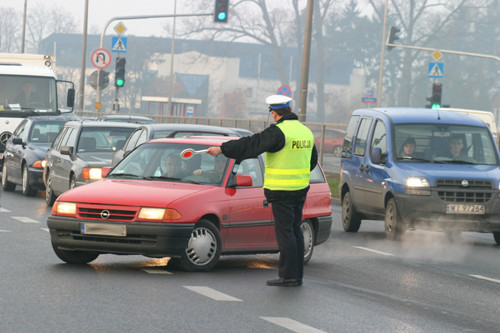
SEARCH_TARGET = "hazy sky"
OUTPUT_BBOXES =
[2,0,190,37]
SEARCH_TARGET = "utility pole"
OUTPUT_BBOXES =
[297,0,314,121]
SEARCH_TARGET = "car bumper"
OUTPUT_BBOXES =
[48,215,195,257]
[315,215,332,245]
[28,167,45,190]
[394,193,500,232]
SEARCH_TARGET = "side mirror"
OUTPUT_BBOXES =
[60,146,74,156]
[12,138,23,145]
[371,147,382,164]
[67,88,75,108]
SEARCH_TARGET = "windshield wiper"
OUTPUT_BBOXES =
[399,157,431,162]
[108,173,142,178]
[147,176,181,181]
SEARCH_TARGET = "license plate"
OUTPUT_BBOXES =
[81,223,126,236]
[446,204,485,215]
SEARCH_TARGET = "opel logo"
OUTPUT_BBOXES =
[100,210,110,219]
[461,180,469,187]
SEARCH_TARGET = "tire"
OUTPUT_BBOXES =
[385,198,405,240]
[175,219,222,272]
[45,173,56,206]
[70,175,77,189]
[493,232,500,245]
[302,219,315,265]
[52,243,99,264]
[342,191,361,232]
[333,145,342,157]
[22,164,37,196]
[2,162,16,191]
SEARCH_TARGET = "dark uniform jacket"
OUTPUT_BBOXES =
[221,112,318,202]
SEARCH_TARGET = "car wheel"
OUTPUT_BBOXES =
[385,198,405,240]
[302,219,315,265]
[333,145,342,157]
[52,243,99,264]
[70,175,77,189]
[1,162,16,191]
[176,219,221,271]
[493,232,500,245]
[22,164,37,196]
[45,173,56,206]
[342,191,361,232]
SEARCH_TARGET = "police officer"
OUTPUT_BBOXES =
[206,94,317,287]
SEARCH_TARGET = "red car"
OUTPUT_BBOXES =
[314,128,346,157]
[47,137,332,271]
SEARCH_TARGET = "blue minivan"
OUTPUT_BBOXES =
[340,107,500,243]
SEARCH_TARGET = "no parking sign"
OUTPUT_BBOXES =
[277,86,292,98]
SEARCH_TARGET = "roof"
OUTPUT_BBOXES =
[149,136,236,146]
[356,107,487,127]
[65,120,140,128]
[137,123,248,136]
[0,65,56,78]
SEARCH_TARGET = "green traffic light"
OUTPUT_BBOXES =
[431,104,440,109]
[217,12,226,21]
[115,79,124,87]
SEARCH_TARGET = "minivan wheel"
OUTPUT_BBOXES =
[342,191,361,232]
[493,232,500,245]
[385,198,405,240]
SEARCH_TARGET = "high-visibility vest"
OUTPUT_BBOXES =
[264,120,314,191]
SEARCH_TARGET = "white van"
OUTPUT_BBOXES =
[441,108,497,136]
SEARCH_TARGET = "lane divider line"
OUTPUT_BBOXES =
[260,317,326,333]
[353,246,395,256]
[0,229,12,232]
[41,228,49,232]
[470,274,500,284]
[12,216,40,224]
[184,286,242,301]
[0,207,11,212]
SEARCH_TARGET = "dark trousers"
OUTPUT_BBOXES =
[271,196,307,280]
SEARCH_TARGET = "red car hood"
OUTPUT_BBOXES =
[57,179,213,207]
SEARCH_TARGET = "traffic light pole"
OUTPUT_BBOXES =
[385,43,500,63]
[95,12,212,112]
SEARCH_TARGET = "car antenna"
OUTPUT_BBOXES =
[436,108,440,120]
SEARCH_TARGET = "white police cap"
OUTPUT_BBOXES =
[266,94,292,110]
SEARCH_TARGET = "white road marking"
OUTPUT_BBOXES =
[12,216,40,224]
[260,317,326,333]
[0,229,12,232]
[353,246,395,256]
[470,274,500,284]
[0,207,11,212]
[41,228,49,232]
[141,268,172,275]
[184,286,242,301]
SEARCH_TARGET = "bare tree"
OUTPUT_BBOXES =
[0,7,21,52]
[25,2,77,50]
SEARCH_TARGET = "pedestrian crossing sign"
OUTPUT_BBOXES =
[428,62,444,78]
[111,37,127,53]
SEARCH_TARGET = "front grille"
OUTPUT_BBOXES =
[77,205,138,221]
[436,179,493,203]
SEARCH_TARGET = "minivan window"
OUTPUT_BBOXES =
[353,117,373,156]
[371,120,387,163]
[342,115,360,154]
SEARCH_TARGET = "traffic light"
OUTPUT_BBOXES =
[426,83,442,109]
[214,0,229,23]
[386,26,401,51]
[114,57,126,88]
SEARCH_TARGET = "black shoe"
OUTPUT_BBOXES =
[266,278,301,287]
